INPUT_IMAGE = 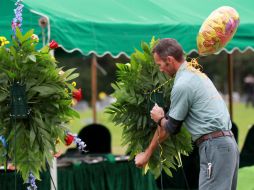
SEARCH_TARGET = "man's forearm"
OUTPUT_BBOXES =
[145,118,169,157]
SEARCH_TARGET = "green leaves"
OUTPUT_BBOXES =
[106,38,193,178]
[30,85,61,97]
[0,90,8,102]
[28,54,36,62]
[0,29,80,183]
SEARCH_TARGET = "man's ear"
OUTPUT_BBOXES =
[166,56,174,65]
[166,56,171,62]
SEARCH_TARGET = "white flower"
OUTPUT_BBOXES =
[31,34,39,43]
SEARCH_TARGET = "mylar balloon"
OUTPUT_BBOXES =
[197,6,240,56]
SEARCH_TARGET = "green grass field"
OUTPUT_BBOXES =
[233,102,254,150]
[59,102,254,155]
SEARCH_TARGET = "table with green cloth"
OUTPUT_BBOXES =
[0,160,158,190]
[1,161,253,190]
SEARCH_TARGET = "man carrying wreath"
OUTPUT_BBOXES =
[135,38,239,190]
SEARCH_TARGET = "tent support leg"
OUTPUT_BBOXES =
[91,54,97,123]
[227,53,233,120]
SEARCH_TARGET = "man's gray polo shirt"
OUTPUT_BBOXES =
[167,62,231,141]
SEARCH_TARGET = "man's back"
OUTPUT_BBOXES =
[168,62,231,141]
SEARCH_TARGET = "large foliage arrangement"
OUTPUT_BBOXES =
[106,38,193,178]
[0,28,80,182]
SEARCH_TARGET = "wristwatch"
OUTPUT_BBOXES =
[157,116,164,127]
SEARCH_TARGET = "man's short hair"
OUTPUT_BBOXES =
[152,38,184,62]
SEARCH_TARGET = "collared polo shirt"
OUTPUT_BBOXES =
[167,62,231,141]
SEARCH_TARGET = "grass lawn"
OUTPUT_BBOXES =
[58,102,254,155]
[233,102,254,150]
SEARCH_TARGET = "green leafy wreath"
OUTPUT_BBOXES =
[106,38,193,178]
[0,29,80,181]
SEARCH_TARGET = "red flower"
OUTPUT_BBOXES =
[49,40,58,49]
[65,133,74,146]
[72,88,82,102]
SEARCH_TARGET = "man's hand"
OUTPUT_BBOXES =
[150,103,165,123]
[135,152,150,168]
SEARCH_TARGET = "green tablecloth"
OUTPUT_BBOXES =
[0,170,50,190]
[0,161,158,190]
[1,161,252,190]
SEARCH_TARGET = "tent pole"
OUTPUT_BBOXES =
[91,54,97,123]
[227,54,233,120]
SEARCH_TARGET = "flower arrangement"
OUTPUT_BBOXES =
[12,0,24,33]
[0,29,85,187]
[106,38,193,178]
[0,24,85,190]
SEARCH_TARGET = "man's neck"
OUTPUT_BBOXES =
[175,60,186,71]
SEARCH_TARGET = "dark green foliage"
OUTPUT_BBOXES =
[106,38,193,178]
[0,29,79,181]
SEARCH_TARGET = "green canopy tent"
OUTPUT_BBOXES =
[13,0,254,56]
[1,0,254,121]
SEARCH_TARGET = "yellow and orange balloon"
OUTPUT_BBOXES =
[197,6,240,56]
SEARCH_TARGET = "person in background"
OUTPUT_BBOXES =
[135,38,239,190]
[243,74,254,108]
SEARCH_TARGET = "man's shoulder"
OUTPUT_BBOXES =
[172,79,192,94]
[173,69,209,96]
[175,69,199,86]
